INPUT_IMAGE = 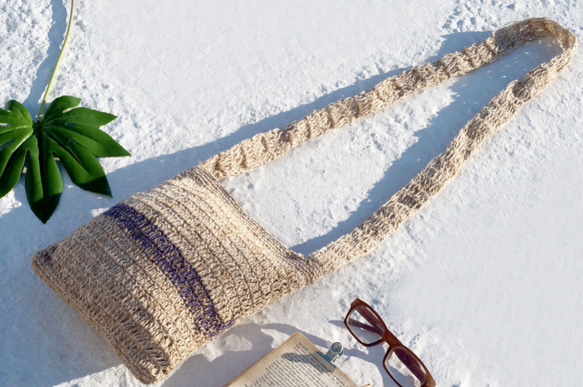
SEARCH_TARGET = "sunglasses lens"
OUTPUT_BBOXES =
[346,305,385,344]
[385,347,427,387]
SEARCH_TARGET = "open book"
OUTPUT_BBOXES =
[225,332,359,387]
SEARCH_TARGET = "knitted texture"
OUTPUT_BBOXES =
[32,18,576,384]
[32,166,311,383]
[201,17,577,275]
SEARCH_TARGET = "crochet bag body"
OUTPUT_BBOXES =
[32,18,576,383]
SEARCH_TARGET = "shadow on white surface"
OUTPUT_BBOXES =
[22,0,69,112]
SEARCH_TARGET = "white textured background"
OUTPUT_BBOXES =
[1,0,582,386]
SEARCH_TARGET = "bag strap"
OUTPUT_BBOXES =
[200,18,577,276]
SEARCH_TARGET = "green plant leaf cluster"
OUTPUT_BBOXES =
[0,96,130,223]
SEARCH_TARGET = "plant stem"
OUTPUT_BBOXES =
[37,0,76,119]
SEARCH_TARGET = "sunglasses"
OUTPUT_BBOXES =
[344,299,436,387]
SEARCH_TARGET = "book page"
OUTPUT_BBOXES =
[225,332,358,387]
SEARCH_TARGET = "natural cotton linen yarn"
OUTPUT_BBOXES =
[32,18,577,384]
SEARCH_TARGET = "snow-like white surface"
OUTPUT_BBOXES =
[1,0,582,386]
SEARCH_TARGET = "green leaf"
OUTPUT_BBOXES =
[47,124,130,157]
[45,134,111,197]
[42,95,82,119]
[24,135,63,224]
[0,100,34,196]
[0,97,130,223]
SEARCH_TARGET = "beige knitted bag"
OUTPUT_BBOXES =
[32,18,577,384]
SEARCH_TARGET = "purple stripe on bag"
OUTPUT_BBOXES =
[104,203,232,338]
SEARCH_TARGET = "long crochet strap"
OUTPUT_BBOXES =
[200,18,577,274]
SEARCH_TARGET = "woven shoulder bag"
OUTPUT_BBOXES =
[32,18,577,384]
